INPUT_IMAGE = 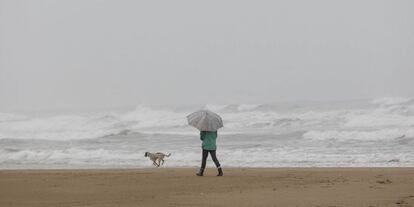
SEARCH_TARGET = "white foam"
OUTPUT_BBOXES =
[0,148,143,166]
[204,104,231,112]
[120,105,187,129]
[372,97,414,114]
[0,113,124,140]
[2,98,414,140]
[372,97,414,106]
[1,141,413,168]
[1,98,414,168]
[303,128,414,141]
[237,104,261,111]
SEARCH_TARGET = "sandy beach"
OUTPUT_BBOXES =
[1,168,413,207]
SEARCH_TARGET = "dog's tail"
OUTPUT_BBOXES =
[166,153,171,157]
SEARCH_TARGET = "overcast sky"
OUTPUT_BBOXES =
[1,0,413,111]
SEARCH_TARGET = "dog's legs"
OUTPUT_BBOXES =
[157,159,162,167]
[161,159,164,165]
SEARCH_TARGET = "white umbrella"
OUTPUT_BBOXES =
[187,110,223,131]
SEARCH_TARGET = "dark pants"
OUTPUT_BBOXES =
[201,149,221,169]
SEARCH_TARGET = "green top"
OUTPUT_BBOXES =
[200,131,217,150]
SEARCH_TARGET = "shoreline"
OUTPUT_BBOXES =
[1,165,414,170]
[1,168,414,206]
[2,166,414,170]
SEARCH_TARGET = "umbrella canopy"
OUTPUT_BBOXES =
[187,110,223,131]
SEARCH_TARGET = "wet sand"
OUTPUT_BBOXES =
[1,168,414,207]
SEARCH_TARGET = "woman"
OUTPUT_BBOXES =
[196,130,223,176]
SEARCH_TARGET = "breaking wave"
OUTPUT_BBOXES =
[1,97,414,168]
[0,97,413,141]
[303,129,414,141]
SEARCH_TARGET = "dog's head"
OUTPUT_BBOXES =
[144,152,149,157]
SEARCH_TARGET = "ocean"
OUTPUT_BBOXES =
[1,97,413,169]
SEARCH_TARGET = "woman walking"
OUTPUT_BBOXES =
[187,109,224,177]
[196,131,223,176]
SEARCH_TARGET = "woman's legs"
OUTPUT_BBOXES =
[198,150,223,176]
[200,149,209,169]
[197,150,208,176]
[209,150,223,176]
[209,150,221,168]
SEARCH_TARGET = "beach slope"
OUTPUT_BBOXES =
[1,168,414,207]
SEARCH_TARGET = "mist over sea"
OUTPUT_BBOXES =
[1,97,414,169]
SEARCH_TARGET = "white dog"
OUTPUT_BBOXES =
[144,152,171,167]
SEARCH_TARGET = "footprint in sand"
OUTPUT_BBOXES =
[376,179,392,184]
[395,200,407,205]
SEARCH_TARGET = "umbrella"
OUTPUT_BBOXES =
[187,110,223,131]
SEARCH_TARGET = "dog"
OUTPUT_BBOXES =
[144,152,171,167]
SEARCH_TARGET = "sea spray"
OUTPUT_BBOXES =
[1,98,413,168]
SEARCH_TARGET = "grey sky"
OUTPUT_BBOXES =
[1,0,413,111]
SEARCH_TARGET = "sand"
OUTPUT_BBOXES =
[1,168,414,207]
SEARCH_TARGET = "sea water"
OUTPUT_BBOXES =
[1,97,414,169]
